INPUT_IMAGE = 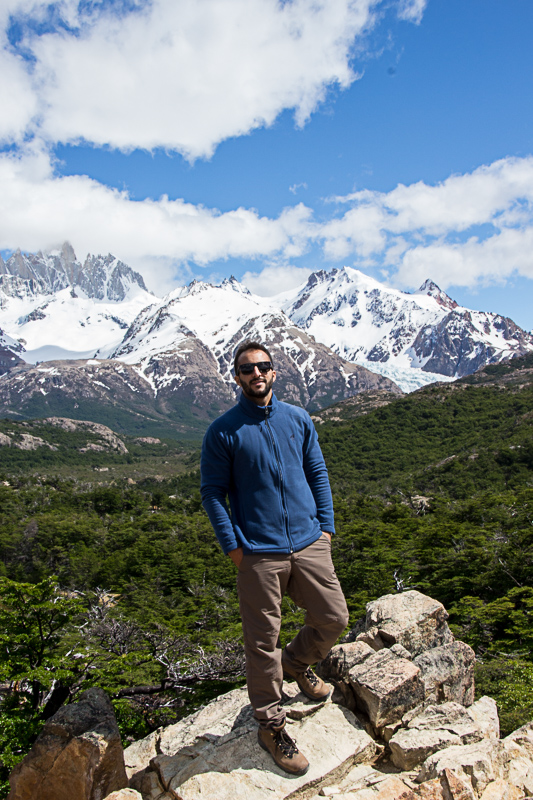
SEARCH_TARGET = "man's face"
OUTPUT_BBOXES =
[234,349,276,405]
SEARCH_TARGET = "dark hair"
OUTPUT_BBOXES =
[233,341,274,374]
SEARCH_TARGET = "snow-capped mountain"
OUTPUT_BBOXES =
[107,276,399,410]
[274,267,533,390]
[0,249,401,433]
[0,244,155,363]
[0,327,24,375]
[0,242,148,301]
[2,244,532,436]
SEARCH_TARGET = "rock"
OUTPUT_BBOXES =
[356,627,387,652]
[349,650,425,728]
[467,697,499,740]
[390,728,462,770]
[151,700,377,800]
[504,719,533,759]
[332,680,358,713]
[124,729,160,779]
[391,644,413,660]
[319,763,380,795]
[158,687,253,755]
[130,768,166,799]
[413,642,475,706]
[318,641,376,682]
[0,432,12,446]
[410,778,446,799]
[103,791,143,800]
[8,687,128,800]
[406,703,484,744]
[364,591,454,657]
[282,680,333,720]
[338,775,416,798]
[416,740,506,797]
[502,737,533,796]
[479,778,522,799]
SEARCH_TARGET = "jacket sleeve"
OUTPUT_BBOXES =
[301,416,336,535]
[200,425,239,554]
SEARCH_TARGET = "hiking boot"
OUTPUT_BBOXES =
[257,723,310,776]
[282,650,331,701]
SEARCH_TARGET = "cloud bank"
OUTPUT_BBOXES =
[1,149,532,295]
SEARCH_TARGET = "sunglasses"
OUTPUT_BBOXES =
[236,361,273,375]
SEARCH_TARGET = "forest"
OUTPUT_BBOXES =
[1,354,533,797]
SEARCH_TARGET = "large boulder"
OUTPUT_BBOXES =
[416,740,507,796]
[364,591,454,657]
[414,642,475,706]
[8,688,128,800]
[388,703,486,770]
[348,649,425,729]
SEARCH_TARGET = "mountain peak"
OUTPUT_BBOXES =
[0,243,148,302]
[416,279,458,310]
[221,276,251,295]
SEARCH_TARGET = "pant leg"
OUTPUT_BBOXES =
[237,553,291,728]
[284,535,349,671]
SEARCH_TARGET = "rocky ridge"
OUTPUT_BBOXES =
[0,242,148,302]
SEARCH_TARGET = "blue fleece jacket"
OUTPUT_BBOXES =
[200,392,335,555]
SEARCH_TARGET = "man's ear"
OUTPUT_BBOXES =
[272,370,277,384]
[234,373,242,388]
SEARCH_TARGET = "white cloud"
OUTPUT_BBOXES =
[2,0,396,158]
[319,156,533,288]
[0,146,313,283]
[242,264,312,296]
[397,0,428,24]
[2,148,533,297]
[395,227,533,290]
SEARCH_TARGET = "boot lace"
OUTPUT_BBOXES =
[274,728,299,758]
[304,667,319,686]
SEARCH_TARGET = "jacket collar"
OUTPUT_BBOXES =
[238,391,278,420]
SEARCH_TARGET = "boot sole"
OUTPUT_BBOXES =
[257,731,310,776]
[282,671,331,703]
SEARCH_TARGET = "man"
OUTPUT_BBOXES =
[201,341,349,776]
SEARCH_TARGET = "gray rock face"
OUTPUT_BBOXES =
[414,641,476,707]
[8,688,128,800]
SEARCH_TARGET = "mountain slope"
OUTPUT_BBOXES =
[274,267,533,389]
[0,278,401,437]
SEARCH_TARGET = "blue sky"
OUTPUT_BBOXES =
[1,0,532,329]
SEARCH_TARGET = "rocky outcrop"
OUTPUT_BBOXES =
[319,591,475,735]
[118,591,533,799]
[8,687,128,800]
[125,683,378,800]
[10,592,533,800]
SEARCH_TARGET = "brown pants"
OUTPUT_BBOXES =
[236,534,349,728]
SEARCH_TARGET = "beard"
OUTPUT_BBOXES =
[240,373,274,400]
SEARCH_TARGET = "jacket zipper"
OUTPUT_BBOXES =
[264,407,293,553]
